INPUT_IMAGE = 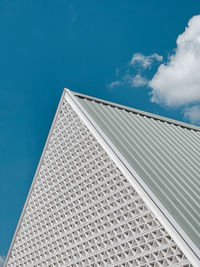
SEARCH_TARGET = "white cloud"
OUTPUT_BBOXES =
[130,53,163,69]
[108,80,121,89]
[184,105,200,124]
[108,74,148,89]
[108,53,162,89]
[131,74,148,87]
[150,15,200,107]
[115,68,120,77]
[123,74,148,87]
[0,256,5,267]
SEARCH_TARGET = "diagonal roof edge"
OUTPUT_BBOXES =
[4,91,67,267]
[65,88,200,266]
[70,90,200,132]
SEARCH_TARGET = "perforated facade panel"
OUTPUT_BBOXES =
[6,93,192,266]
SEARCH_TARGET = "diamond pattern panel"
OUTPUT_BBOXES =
[6,96,191,267]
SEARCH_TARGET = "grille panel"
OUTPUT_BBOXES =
[6,97,191,266]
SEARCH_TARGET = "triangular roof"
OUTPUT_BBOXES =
[65,89,200,262]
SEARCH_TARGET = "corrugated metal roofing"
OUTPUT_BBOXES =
[74,92,200,254]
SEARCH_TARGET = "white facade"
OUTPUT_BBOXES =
[5,90,197,266]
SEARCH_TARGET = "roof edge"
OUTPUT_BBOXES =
[65,88,200,266]
[4,91,67,267]
[66,89,200,132]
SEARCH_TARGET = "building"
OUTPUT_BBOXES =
[5,89,200,266]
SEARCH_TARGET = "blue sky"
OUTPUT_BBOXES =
[1,0,200,262]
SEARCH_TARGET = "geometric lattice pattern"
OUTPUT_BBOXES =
[6,97,192,266]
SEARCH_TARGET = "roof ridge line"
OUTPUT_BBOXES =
[69,90,200,133]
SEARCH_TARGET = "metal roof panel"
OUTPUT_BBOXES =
[73,91,200,254]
